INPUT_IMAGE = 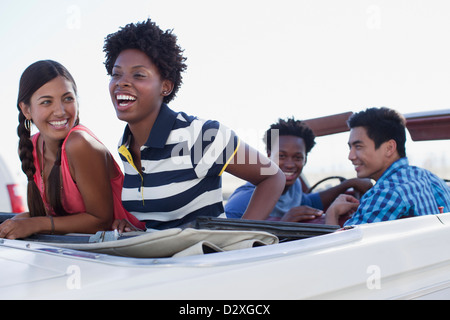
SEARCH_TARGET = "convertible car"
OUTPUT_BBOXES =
[1,109,449,300]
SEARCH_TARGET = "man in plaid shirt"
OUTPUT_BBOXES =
[326,107,450,226]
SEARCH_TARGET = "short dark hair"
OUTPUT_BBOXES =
[264,117,316,154]
[103,18,187,104]
[347,107,407,157]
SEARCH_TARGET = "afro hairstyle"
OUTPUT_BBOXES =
[103,18,187,104]
[263,117,316,154]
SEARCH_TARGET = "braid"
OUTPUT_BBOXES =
[17,112,46,217]
[47,142,69,216]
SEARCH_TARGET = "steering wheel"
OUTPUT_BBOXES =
[307,176,346,194]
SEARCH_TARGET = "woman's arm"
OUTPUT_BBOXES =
[61,130,115,233]
[0,216,53,239]
[225,141,285,220]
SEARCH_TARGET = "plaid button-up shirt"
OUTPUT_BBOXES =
[344,157,450,226]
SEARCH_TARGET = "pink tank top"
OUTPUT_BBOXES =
[32,125,145,230]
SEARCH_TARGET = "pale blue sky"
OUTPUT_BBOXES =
[1,0,449,185]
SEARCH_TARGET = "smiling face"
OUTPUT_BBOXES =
[108,49,173,125]
[269,135,306,193]
[348,126,400,181]
[19,76,78,143]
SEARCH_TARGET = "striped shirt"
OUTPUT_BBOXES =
[344,157,450,226]
[118,104,239,230]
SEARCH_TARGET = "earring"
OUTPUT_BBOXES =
[24,119,32,132]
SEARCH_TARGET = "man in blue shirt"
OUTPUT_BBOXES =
[225,118,373,222]
[325,107,450,226]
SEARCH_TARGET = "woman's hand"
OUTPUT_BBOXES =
[111,219,144,233]
[0,217,46,240]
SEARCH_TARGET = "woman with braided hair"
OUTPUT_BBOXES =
[0,60,144,239]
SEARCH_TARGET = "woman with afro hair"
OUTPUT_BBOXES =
[104,19,285,231]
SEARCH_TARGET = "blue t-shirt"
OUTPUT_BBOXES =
[225,179,323,219]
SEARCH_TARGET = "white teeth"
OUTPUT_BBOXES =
[50,120,67,126]
[116,94,136,101]
[284,172,295,176]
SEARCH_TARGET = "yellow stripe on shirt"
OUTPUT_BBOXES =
[219,137,241,176]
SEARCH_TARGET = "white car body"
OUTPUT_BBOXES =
[1,212,450,300]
